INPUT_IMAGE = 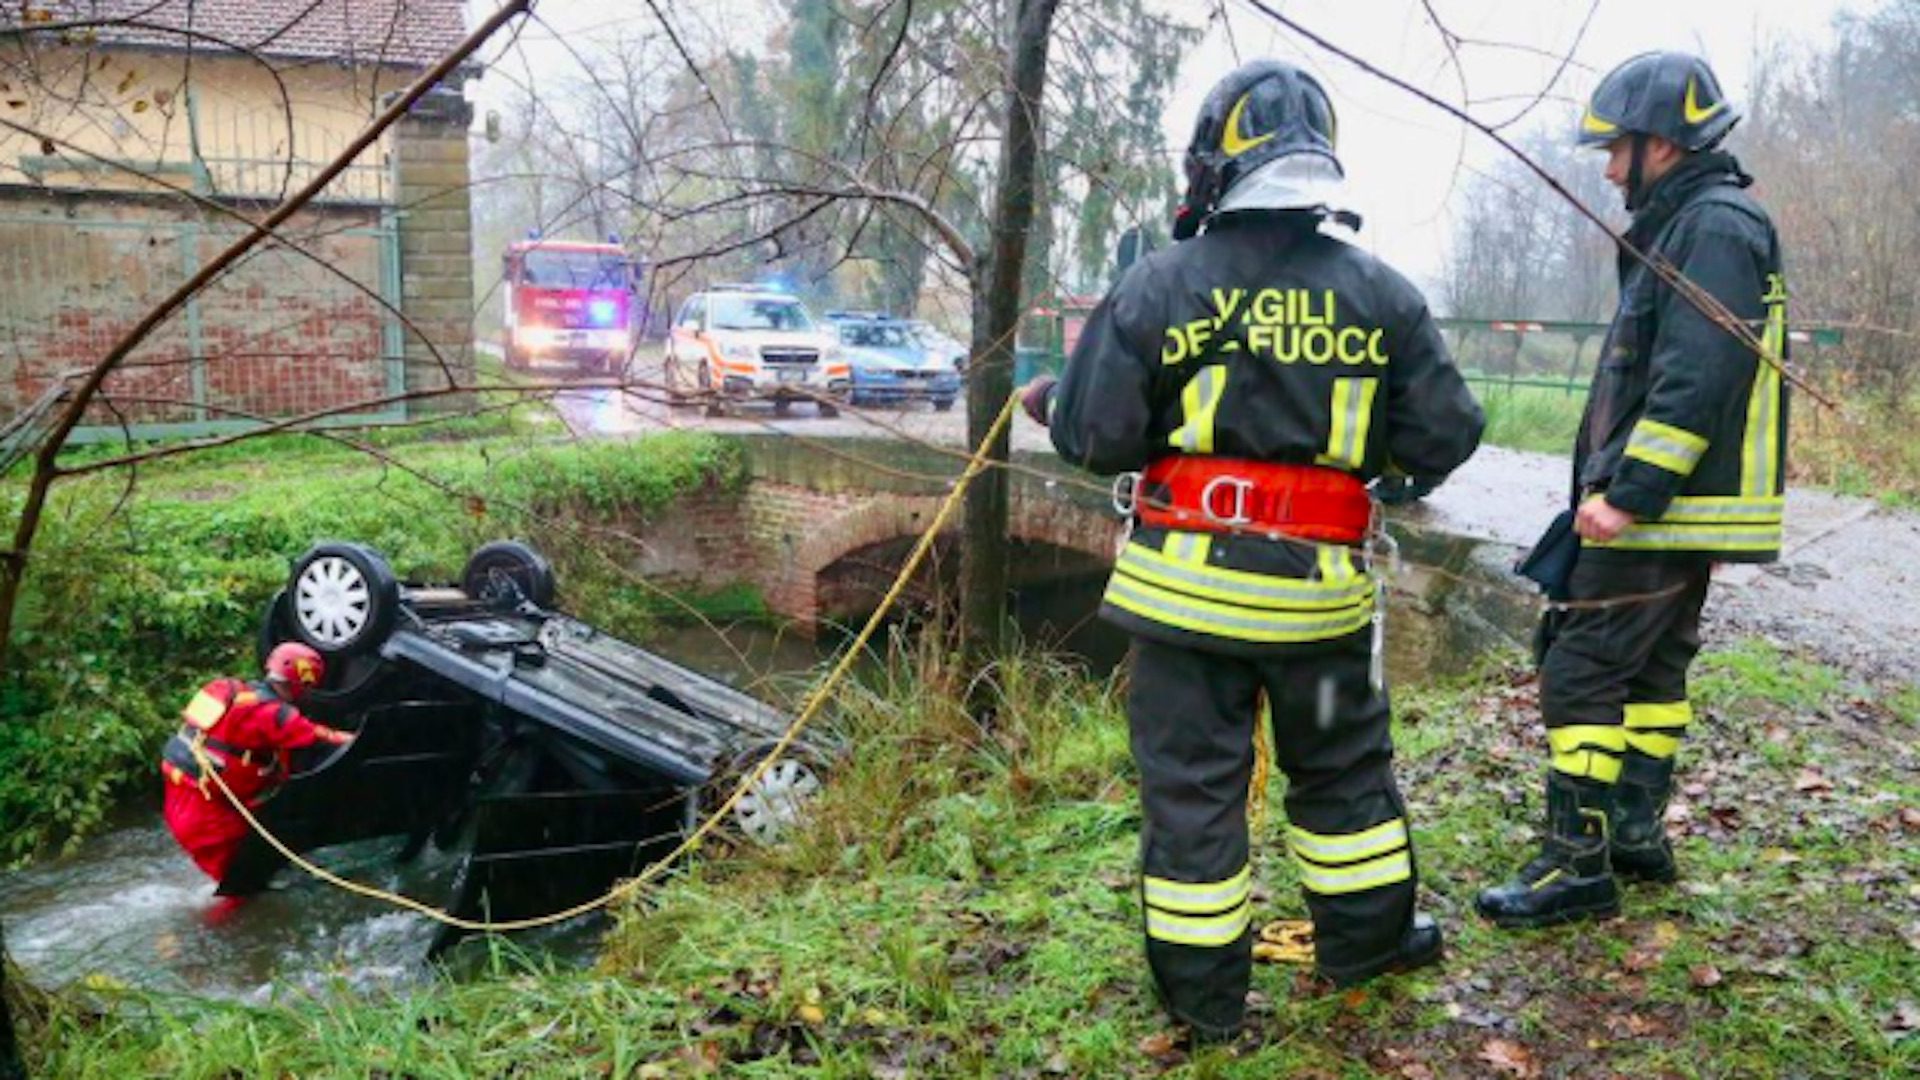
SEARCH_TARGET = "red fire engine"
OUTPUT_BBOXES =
[501,236,641,374]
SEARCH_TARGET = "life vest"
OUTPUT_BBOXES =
[158,678,291,803]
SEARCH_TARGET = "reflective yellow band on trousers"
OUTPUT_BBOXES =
[1291,849,1413,895]
[1143,867,1252,915]
[1625,418,1709,476]
[1286,818,1408,865]
[1549,725,1627,782]
[1624,701,1691,759]
[1145,899,1252,947]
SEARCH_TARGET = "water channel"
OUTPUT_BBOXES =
[0,540,1531,1003]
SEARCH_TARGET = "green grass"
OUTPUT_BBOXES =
[1471,381,1587,454]
[14,639,1918,1077]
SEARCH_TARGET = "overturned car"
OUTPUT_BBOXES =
[231,540,826,953]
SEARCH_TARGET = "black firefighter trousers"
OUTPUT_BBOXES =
[1539,551,1713,784]
[1127,632,1417,1035]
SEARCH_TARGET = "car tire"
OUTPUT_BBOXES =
[819,401,840,418]
[287,542,400,658]
[461,540,557,609]
[933,397,955,412]
[773,398,793,417]
[663,353,689,406]
[707,742,826,845]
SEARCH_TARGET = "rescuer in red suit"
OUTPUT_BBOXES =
[160,642,352,882]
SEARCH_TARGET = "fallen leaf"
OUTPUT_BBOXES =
[1137,1031,1180,1061]
[131,99,149,113]
[1623,947,1662,974]
[1342,988,1369,1010]
[153,87,173,106]
[1900,808,1920,833]
[1794,768,1834,795]
[1477,1037,1539,1078]
[1651,920,1682,947]
[796,1004,825,1026]
[1690,964,1724,989]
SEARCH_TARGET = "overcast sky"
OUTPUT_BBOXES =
[469,0,1867,294]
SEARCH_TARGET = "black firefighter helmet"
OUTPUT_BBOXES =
[1577,51,1740,152]
[1174,60,1342,241]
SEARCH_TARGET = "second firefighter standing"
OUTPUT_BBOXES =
[1025,60,1484,1042]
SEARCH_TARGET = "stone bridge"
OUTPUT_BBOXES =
[629,435,1127,640]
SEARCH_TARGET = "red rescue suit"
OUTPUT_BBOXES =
[159,677,343,881]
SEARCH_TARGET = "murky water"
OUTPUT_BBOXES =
[0,566,1529,1002]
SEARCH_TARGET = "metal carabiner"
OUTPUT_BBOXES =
[1110,471,1142,517]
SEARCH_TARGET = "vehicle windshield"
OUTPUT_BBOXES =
[838,322,913,348]
[711,296,814,331]
[519,250,630,289]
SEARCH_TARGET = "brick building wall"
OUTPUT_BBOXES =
[0,190,389,425]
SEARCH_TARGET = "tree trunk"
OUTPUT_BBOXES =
[961,0,1059,670]
[1,919,21,1080]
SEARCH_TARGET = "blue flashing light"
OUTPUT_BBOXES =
[589,298,619,326]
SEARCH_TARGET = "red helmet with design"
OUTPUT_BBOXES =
[265,642,326,699]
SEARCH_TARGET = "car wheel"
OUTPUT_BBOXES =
[663,353,689,406]
[461,540,557,609]
[773,398,793,417]
[933,397,956,412]
[288,542,399,658]
[711,744,825,844]
[819,401,840,418]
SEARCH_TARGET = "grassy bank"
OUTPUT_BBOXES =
[0,427,747,862]
[13,638,1917,1077]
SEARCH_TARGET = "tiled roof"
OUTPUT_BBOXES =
[14,1,468,68]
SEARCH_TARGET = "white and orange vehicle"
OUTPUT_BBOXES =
[662,284,851,416]
[501,237,640,374]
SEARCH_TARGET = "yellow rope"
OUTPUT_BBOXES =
[1247,689,1272,833]
[191,394,1022,933]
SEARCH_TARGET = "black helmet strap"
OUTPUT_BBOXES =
[1624,132,1648,212]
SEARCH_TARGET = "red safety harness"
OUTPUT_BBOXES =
[1119,457,1373,544]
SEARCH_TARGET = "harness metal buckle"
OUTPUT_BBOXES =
[1199,474,1255,526]
[1111,471,1142,517]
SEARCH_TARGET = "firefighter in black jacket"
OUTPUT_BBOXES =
[1023,60,1484,1041]
[1478,52,1790,928]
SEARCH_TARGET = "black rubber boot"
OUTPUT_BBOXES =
[1476,773,1620,929]
[1612,752,1677,883]
[1319,912,1445,987]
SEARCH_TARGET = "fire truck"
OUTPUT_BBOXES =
[501,236,641,374]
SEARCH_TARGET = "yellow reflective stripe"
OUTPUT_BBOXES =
[182,691,227,731]
[1315,544,1358,583]
[1169,365,1227,454]
[1293,850,1412,896]
[1625,418,1708,476]
[1655,495,1784,523]
[1549,725,1626,781]
[1743,298,1786,497]
[1587,523,1781,552]
[1145,899,1251,947]
[1116,543,1373,610]
[1552,749,1624,782]
[1624,731,1682,759]
[1105,575,1373,643]
[1624,702,1692,730]
[1286,818,1408,865]
[1318,377,1378,468]
[1143,867,1252,915]
[1165,531,1210,566]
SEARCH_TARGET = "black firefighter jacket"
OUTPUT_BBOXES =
[1576,151,1789,562]
[1051,213,1484,655]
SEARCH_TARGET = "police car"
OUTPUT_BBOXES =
[824,311,962,410]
